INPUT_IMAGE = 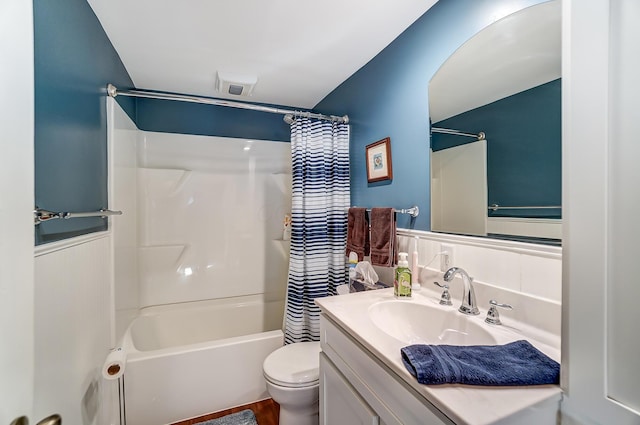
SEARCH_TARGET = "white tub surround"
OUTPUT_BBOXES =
[316,288,561,425]
[110,97,292,327]
[121,296,284,425]
[108,100,293,424]
[108,97,140,344]
[136,131,292,308]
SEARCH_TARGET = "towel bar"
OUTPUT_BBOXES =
[488,204,561,211]
[350,205,419,218]
[34,207,122,226]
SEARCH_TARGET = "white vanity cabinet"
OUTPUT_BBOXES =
[320,354,380,425]
[319,314,454,425]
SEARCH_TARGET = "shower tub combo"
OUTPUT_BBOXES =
[121,295,284,425]
[109,116,293,424]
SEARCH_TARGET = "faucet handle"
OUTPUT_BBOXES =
[485,299,513,325]
[433,281,453,306]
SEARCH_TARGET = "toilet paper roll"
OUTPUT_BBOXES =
[102,348,126,380]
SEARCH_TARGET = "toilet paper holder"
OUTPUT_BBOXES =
[102,347,126,380]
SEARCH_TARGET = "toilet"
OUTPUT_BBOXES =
[263,341,321,425]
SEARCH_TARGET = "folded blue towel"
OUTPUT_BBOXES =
[401,340,559,386]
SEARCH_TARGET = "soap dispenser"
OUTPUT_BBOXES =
[394,252,412,298]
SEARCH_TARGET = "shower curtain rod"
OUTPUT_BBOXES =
[107,84,349,124]
[431,126,485,141]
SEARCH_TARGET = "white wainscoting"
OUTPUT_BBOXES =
[487,217,562,240]
[34,234,116,425]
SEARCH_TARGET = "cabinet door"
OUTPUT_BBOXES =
[320,354,379,425]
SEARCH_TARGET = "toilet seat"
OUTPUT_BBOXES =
[263,341,321,388]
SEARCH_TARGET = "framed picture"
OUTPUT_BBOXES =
[366,137,393,183]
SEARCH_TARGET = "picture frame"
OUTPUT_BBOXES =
[366,137,393,183]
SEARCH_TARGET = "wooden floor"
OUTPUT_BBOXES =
[171,398,279,425]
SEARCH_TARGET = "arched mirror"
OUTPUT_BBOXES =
[429,0,561,245]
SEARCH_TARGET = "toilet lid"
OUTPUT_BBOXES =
[263,341,321,388]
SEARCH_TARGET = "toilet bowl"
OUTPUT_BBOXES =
[263,341,321,425]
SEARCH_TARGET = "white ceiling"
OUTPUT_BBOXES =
[88,0,438,109]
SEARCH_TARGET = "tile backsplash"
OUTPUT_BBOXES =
[394,230,561,302]
[369,229,562,341]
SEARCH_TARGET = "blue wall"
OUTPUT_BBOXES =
[315,0,546,230]
[135,98,291,142]
[34,0,135,244]
[33,0,550,243]
[33,0,291,246]
[432,79,561,218]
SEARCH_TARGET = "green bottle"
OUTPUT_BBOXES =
[394,252,412,298]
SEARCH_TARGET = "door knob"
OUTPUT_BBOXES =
[10,414,61,425]
[36,415,61,425]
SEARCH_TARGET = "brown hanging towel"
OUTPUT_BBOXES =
[369,207,397,267]
[346,207,370,261]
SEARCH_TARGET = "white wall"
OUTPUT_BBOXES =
[0,0,35,422]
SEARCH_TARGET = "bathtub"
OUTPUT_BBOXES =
[121,295,285,425]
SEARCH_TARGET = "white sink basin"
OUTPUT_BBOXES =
[368,300,497,346]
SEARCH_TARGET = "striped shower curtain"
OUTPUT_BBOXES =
[284,117,350,344]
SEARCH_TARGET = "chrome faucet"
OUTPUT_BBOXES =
[443,267,480,315]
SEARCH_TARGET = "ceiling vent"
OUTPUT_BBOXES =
[215,71,258,97]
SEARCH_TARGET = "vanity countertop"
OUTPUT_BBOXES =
[316,287,562,425]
